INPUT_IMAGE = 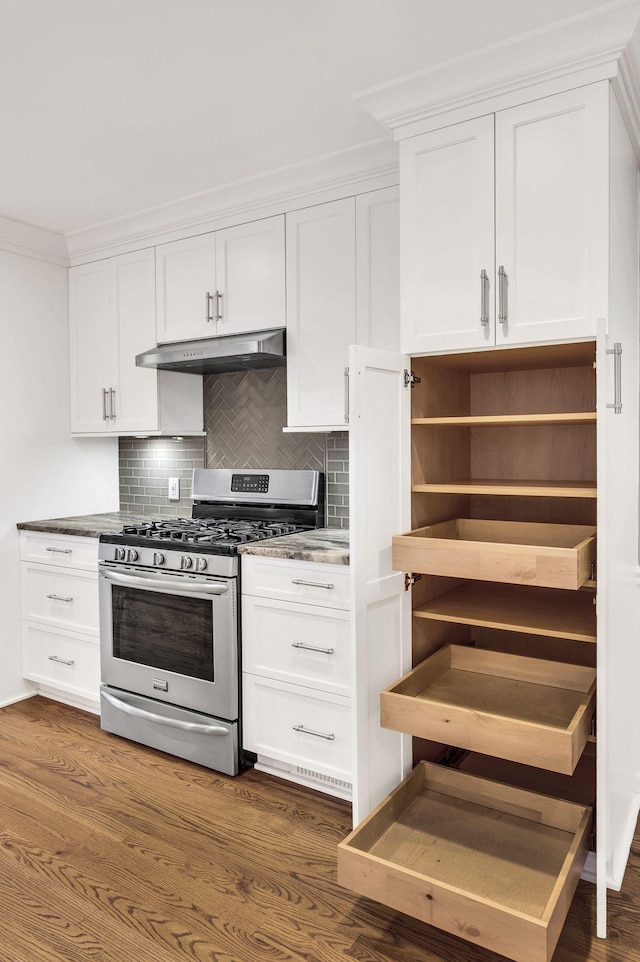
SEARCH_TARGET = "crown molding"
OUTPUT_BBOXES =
[0,216,68,267]
[354,0,640,135]
[66,138,399,265]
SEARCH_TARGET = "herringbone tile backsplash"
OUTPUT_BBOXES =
[119,368,349,527]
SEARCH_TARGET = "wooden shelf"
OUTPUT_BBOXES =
[393,519,597,590]
[412,412,597,426]
[414,583,596,643]
[380,645,596,774]
[338,761,591,962]
[412,480,597,498]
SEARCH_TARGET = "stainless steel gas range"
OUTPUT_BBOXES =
[98,468,323,775]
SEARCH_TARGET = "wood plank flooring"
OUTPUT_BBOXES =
[0,695,639,962]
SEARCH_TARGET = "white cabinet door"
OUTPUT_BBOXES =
[69,260,113,433]
[286,198,356,429]
[400,116,495,355]
[349,344,412,825]
[155,234,216,343]
[495,84,608,346]
[110,248,159,433]
[356,187,400,353]
[215,216,285,335]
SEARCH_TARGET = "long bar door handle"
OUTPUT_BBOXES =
[101,689,231,735]
[292,725,335,741]
[606,343,622,414]
[48,655,75,666]
[291,642,335,655]
[480,269,489,326]
[497,265,508,323]
[291,579,334,590]
[46,594,73,603]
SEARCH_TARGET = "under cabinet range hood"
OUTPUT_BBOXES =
[135,328,286,375]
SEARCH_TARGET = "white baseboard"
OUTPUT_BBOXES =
[255,754,352,801]
[37,686,100,716]
[0,690,38,710]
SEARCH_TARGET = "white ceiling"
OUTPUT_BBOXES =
[0,0,615,235]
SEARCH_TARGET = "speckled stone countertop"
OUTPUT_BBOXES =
[16,512,176,538]
[238,528,349,565]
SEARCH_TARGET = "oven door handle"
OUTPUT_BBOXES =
[101,570,229,595]
[101,689,231,736]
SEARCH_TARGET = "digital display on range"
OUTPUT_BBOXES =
[231,474,269,494]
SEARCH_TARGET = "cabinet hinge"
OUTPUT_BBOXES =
[404,572,422,591]
[404,370,421,388]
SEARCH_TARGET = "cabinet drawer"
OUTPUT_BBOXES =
[338,762,590,962]
[243,675,351,780]
[22,564,99,636]
[241,555,350,608]
[23,623,100,700]
[392,519,596,590]
[19,532,98,570]
[242,596,350,696]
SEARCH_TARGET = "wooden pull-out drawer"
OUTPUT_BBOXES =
[19,532,98,571]
[393,518,596,590]
[241,555,350,609]
[23,623,100,701]
[381,645,595,775]
[242,596,350,696]
[242,675,351,781]
[338,761,591,962]
[22,564,99,636]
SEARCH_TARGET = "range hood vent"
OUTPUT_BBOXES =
[136,328,286,375]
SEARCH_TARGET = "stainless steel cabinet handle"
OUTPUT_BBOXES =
[498,265,507,323]
[344,366,350,424]
[291,579,334,590]
[206,291,214,323]
[480,269,489,326]
[214,290,222,322]
[606,342,623,414]
[48,655,75,666]
[46,594,73,603]
[108,388,116,420]
[291,642,335,654]
[101,689,230,735]
[46,547,72,555]
[292,725,335,741]
[102,388,108,421]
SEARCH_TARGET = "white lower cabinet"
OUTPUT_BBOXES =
[20,532,100,712]
[241,554,352,798]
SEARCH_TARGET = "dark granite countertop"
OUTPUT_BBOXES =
[17,512,177,539]
[238,528,349,565]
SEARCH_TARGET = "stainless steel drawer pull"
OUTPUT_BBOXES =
[480,269,489,326]
[48,655,75,666]
[46,547,72,555]
[206,291,214,323]
[291,642,335,654]
[498,265,508,323]
[46,594,73,603]
[292,725,335,741]
[291,579,334,590]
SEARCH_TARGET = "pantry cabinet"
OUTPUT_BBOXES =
[400,84,608,354]
[342,82,640,960]
[286,187,400,430]
[155,215,285,344]
[69,248,203,436]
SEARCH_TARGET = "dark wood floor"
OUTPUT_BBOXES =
[0,696,638,962]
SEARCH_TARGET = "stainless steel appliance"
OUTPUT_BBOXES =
[99,468,322,775]
[135,328,286,374]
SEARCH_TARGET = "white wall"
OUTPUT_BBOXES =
[0,247,118,707]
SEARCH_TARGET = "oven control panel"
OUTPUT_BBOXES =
[230,473,269,494]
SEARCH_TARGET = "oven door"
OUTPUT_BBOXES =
[99,563,237,721]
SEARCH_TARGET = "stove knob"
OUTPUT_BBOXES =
[153,552,165,566]
[180,556,193,570]
[126,549,138,562]
[195,557,208,572]
[114,547,126,561]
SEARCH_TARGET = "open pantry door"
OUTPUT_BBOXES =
[348,344,412,826]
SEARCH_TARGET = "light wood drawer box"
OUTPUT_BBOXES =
[242,596,350,696]
[19,532,98,571]
[392,518,596,590]
[21,564,99,636]
[23,623,100,700]
[338,761,591,962]
[381,645,595,775]
[242,675,351,781]
[241,555,350,609]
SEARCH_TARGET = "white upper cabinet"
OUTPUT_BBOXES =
[400,85,608,354]
[156,216,285,344]
[70,249,202,436]
[286,188,400,430]
[400,116,495,355]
